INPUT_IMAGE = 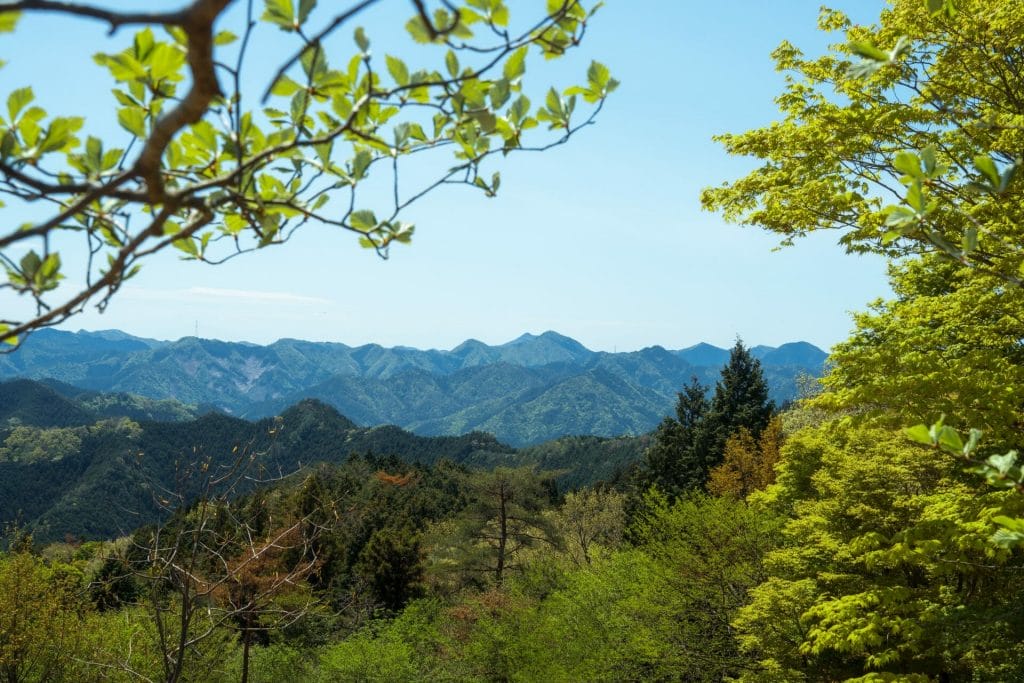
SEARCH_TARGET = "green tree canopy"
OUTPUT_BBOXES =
[701,0,1023,282]
[816,256,1024,448]
[737,422,1024,682]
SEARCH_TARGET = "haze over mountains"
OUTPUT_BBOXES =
[0,329,828,445]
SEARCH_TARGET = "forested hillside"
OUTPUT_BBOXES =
[0,379,646,542]
[0,329,825,445]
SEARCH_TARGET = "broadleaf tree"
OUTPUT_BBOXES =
[700,0,1022,283]
[0,0,616,346]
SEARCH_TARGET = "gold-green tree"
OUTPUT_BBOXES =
[707,415,783,500]
[704,0,1024,679]
[735,423,1024,681]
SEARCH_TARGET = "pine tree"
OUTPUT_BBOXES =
[644,341,775,496]
[704,339,775,474]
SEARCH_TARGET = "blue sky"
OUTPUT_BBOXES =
[1,1,891,352]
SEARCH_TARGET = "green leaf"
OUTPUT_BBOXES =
[38,116,83,154]
[893,151,921,179]
[920,145,937,175]
[262,0,295,30]
[148,43,186,82]
[354,27,370,52]
[986,451,1018,476]
[0,12,20,33]
[490,3,509,26]
[350,209,377,231]
[386,55,409,86]
[350,149,371,179]
[587,60,611,89]
[0,323,16,346]
[904,424,933,446]
[935,425,963,454]
[404,16,431,43]
[270,75,303,97]
[118,108,147,138]
[883,205,917,228]
[19,249,41,277]
[904,181,925,212]
[964,428,982,457]
[503,47,527,80]
[7,86,33,122]
[38,252,61,279]
[290,90,309,125]
[848,40,889,62]
[297,0,317,25]
[992,515,1024,532]
[214,30,238,45]
[545,88,563,116]
[445,50,459,78]
[490,79,510,110]
[174,237,199,257]
[973,155,1000,188]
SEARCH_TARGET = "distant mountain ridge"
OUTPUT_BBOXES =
[0,329,828,445]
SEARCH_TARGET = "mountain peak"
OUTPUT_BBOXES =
[495,331,593,366]
[761,341,828,367]
[675,342,730,367]
[278,398,358,431]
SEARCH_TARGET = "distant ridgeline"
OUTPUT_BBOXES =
[0,329,827,446]
[0,378,649,542]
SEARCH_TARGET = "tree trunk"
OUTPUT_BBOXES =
[496,482,508,586]
[240,618,251,683]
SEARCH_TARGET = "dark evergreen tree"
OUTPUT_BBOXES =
[642,376,712,496]
[703,339,775,473]
[644,341,775,496]
[354,526,424,611]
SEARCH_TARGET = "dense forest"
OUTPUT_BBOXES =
[0,377,648,542]
[3,0,1024,681]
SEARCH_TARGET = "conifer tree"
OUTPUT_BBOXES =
[644,341,775,496]
[704,340,774,473]
[643,376,712,496]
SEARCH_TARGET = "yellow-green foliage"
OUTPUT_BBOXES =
[817,259,1024,447]
[0,425,82,463]
[738,422,1024,681]
[702,0,1024,280]
[0,550,86,682]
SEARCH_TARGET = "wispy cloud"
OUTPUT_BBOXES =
[123,286,332,306]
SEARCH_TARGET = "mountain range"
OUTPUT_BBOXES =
[0,329,828,446]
